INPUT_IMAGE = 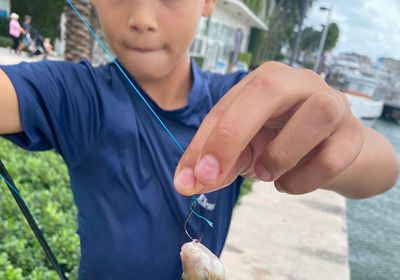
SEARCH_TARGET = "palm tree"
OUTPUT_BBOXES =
[64,0,95,62]
[249,0,313,66]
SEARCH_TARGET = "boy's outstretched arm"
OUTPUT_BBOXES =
[174,62,399,199]
[322,127,399,199]
[0,69,22,134]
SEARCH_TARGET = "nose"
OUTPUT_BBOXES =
[128,0,158,33]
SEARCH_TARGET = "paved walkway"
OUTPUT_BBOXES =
[0,47,60,65]
[221,181,350,280]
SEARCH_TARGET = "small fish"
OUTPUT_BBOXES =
[180,240,225,280]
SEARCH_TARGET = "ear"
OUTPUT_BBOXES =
[202,0,216,17]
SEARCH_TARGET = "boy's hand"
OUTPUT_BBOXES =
[174,62,364,196]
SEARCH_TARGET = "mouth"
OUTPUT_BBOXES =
[131,47,159,53]
[121,38,166,54]
[126,43,166,53]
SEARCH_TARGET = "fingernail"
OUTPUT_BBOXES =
[195,154,220,183]
[275,181,286,193]
[255,164,272,181]
[175,168,195,191]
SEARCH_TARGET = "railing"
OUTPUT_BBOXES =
[190,36,234,73]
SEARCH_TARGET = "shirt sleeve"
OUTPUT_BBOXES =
[207,70,249,103]
[0,59,104,167]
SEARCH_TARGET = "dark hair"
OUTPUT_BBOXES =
[24,15,32,21]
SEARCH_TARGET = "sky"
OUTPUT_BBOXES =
[304,0,400,61]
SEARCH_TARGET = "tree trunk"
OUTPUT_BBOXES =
[64,0,94,62]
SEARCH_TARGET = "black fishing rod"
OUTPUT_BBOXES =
[0,159,68,280]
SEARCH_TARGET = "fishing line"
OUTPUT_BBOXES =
[65,0,213,228]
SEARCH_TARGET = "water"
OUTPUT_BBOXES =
[347,118,400,280]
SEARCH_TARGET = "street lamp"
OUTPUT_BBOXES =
[313,5,333,73]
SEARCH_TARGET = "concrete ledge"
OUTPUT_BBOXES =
[221,181,350,280]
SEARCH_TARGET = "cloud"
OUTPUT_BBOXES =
[304,0,400,61]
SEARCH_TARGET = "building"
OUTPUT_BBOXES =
[0,0,10,18]
[377,57,400,77]
[190,0,268,73]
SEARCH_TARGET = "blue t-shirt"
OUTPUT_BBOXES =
[1,59,247,279]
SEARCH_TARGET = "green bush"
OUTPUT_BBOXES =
[302,61,314,70]
[237,179,253,205]
[0,17,9,38]
[192,56,204,68]
[238,52,253,66]
[0,139,80,280]
[274,52,286,62]
[0,35,13,48]
[0,18,13,48]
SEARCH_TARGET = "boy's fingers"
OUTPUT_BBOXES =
[174,62,288,195]
[255,90,345,181]
[183,128,278,194]
[174,63,328,195]
[194,145,254,194]
[174,72,252,195]
[175,62,286,168]
[188,71,306,192]
[273,117,364,194]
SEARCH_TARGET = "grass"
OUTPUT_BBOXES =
[237,179,253,205]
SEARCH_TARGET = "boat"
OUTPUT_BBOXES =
[344,91,384,119]
[325,53,388,125]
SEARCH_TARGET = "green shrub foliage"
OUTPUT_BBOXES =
[0,139,79,280]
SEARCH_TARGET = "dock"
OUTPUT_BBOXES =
[221,181,350,280]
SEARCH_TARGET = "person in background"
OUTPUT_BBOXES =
[17,15,32,53]
[43,37,54,57]
[8,13,24,53]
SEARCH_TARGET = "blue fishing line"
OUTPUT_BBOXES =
[65,0,213,228]
[190,196,213,228]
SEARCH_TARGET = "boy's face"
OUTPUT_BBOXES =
[91,0,216,81]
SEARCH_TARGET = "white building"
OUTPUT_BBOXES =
[190,0,268,73]
[0,0,10,18]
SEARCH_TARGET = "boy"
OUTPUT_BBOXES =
[0,0,398,279]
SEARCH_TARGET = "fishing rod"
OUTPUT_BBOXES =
[0,159,68,280]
